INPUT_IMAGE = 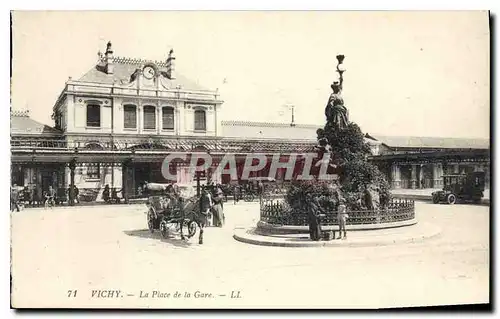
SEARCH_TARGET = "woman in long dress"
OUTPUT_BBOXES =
[325,72,348,130]
[211,187,225,227]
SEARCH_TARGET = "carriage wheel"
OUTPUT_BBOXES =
[245,193,255,202]
[147,210,155,233]
[181,220,197,238]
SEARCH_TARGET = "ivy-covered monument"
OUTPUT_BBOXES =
[258,55,415,240]
[287,55,391,210]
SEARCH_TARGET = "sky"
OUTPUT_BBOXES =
[11,11,490,139]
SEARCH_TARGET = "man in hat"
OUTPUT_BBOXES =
[306,193,323,241]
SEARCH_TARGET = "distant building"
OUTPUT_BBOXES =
[365,134,490,190]
[220,121,490,190]
[12,42,223,202]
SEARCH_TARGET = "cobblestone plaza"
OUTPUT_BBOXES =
[11,201,489,308]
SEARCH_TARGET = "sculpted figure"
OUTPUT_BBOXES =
[325,81,348,130]
[325,56,349,130]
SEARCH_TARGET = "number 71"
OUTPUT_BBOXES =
[67,290,77,297]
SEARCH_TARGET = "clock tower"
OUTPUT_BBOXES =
[140,63,158,87]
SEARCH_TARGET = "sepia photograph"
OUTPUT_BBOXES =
[9,10,490,309]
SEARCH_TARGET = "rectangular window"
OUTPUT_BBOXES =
[87,164,100,179]
[162,107,175,130]
[124,105,137,129]
[86,105,101,127]
[143,106,156,130]
[55,115,61,130]
[194,110,206,131]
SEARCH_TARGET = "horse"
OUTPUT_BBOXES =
[177,196,208,244]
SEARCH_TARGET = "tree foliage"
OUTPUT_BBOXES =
[318,122,371,166]
[285,116,392,211]
[286,180,340,213]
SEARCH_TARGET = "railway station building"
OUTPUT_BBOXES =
[10,42,490,203]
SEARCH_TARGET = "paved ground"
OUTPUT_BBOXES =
[234,220,441,247]
[11,201,489,309]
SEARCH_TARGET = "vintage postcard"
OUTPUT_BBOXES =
[9,11,490,309]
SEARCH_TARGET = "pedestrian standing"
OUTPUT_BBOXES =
[35,186,43,207]
[11,184,20,212]
[73,185,80,204]
[233,184,239,204]
[45,186,56,209]
[29,185,35,207]
[211,187,225,227]
[102,184,111,203]
[337,203,348,240]
[307,193,322,241]
[258,180,264,197]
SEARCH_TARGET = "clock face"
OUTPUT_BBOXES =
[143,66,156,79]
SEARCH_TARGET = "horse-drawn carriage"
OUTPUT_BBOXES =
[145,183,208,243]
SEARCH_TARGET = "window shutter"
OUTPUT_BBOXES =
[86,105,101,127]
[194,110,206,131]
[123,105,137,129]
[143,106,156,130]
[162,107,175,130]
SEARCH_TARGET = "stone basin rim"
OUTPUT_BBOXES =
[257,218,418,234]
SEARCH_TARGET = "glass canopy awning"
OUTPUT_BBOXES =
[11,136,318,163]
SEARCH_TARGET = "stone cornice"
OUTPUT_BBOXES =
[65,80,219,96]
[64,90,223,105]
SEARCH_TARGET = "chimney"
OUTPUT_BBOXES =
[105,41,114,74]
[166,49,176,80]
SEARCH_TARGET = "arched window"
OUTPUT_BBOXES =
[84,142,104,150]
[194,109,206,131]
[123,104,137,129]
[143,105,156,130]
[162,106,175,130]
[86,104,101,127]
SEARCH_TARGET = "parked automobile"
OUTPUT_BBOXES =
[432,171,485,204]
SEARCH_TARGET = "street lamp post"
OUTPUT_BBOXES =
[195,170,206,196]
[283,104,296,127]
[69,159,76,206]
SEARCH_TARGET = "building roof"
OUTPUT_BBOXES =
[11,110,62,136]
[77,56,209,91]
[368,134,490,150]
[221,120,321,141]
[221,121,489,150]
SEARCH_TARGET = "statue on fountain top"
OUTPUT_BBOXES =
[325,55,349,130]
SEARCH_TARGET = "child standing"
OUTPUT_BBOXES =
[337,203,348,240]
